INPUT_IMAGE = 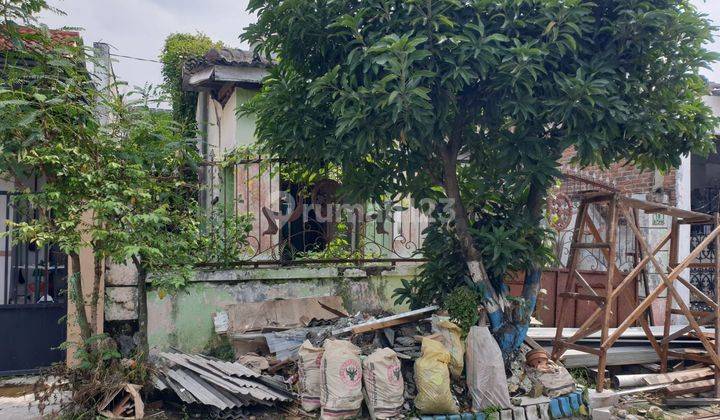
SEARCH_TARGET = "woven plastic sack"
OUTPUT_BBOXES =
[414,337,458,415]
[320,339,363,419]
[363,348,404,419]
[466,326,512,410]
[433,318,464,378]
[298,340,324,411]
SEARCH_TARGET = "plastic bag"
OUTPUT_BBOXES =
[320,339,363,419]
[298,340,324,411]
[432,317,464,378]
[466,326,512,410]
[363,348,404,419]
[414,337,458,414]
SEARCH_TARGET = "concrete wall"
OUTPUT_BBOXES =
[144,264,418,354]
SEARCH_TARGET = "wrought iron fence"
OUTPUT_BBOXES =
[198,156,682,272]
[199,156,428,266]
[688,186,719,310]
[548,172,643,272]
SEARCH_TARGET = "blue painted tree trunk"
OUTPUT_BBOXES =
[486,266,542,360]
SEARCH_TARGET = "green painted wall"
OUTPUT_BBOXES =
[147,265,419,354]
[235,88,258,147]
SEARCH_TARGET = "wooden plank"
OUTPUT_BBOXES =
[664,398,720,407]
[620,196,713,223]
[644,367,714,385]
[665,379,715,397]
[332,306,438,335]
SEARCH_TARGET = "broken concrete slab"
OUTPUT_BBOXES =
[590,406,613,420]
[586,388,620,409]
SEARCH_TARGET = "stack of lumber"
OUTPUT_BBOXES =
[154,351,294,410]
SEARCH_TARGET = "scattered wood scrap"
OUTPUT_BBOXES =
[155,351,294,411]
[644,367,714,386]
[98,383,144,419]
[664,397,720,407]
[332,306,438,336]
[665,379,716,398]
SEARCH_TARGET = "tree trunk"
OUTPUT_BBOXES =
[132,255,149,361]
[69,252,92,342]
[441,146,550,359]
[495,179,548,357]
[90,254,104,333]
[441,149,507,332]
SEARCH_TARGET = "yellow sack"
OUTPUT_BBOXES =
[414,337,458,415]
[433,318,464,378]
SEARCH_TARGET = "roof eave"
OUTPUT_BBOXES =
[183,64,268,92]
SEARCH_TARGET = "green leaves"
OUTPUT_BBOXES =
[244,0,717,302]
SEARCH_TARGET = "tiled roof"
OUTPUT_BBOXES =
[184,48,272,75]
[0,26,80,51]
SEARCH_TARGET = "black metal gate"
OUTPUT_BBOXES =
[0,190,67,375]
[690,223,717,312]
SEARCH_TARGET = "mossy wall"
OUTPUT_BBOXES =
[147,264,419,353]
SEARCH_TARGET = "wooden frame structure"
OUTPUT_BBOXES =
[551,192,720,393]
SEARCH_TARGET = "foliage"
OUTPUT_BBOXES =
[197,204,254,266]
[393,220,554,309]
[294,219,366,261]
[243,0,718,354]
[0,2,207,359]
[160,32,223,130]
[443,286,480,337]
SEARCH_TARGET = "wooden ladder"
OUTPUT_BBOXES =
[551,192,654,391]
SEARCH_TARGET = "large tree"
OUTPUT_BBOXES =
[243,0,718,357]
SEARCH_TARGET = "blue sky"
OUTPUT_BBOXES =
[41,0,720,93]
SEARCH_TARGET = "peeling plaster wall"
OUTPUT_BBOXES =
[138,265,419,354]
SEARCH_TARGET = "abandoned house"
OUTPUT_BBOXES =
[3,45,720,376]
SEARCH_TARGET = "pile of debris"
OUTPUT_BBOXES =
[151,295,581,419]
[529,325,720,418]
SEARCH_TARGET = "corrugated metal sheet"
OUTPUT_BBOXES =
[157,351,294,409]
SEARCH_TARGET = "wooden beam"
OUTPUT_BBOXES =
[552,201,589,360]
[605,222,720,348]
[665,379,715,397]
[714,212,720,398]
[617,204,720,369]
[597,195,619,392]
[573,270,599,297]
[619,196,713,223]
[664,398,720,407]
